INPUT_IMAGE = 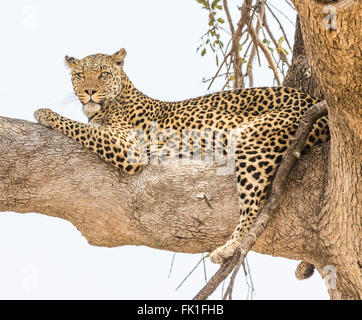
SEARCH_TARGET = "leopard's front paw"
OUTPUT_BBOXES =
[210,240,239,264]
[34,108,55,127]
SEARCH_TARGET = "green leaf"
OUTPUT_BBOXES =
[277,36,288,56]
[281,48,288,55]
[211,0,220,10]
[263,38,271,47]
[216,54,219,66]
[196,0,209,9]
[277,36,285,47]
[263,38,275,54]
[217,17,225,24]
[201,48,207,56]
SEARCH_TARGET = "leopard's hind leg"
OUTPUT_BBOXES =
[210,111,330,264]
[210,113,292,264]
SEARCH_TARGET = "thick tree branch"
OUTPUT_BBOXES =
[0,115,329,260]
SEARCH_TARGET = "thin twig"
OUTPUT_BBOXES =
[246,1,266,87]
[207,51,232,90]
[203,72,230,84]
[168,252,176,278]
[263,13,290,66]
[265,2,293,51]
[223,259,243,300]
[267,1,295,25]
[247,22,281,86]
[244,257,256,300]
[285,0,295,11]
[256,37,281,85]
[193,248,241,299]
[221,277,226,299]
[176,255,207,291]
[230,0,253,88]
[223,0,235,36]
[202,253,208,284]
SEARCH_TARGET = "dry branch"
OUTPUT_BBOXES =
[202,0,290,90]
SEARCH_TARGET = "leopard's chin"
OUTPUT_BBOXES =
[83,101,102,119]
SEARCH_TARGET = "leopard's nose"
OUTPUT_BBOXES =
[84,89,98,96]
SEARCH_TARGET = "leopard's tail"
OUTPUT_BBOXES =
[295,261,315,280]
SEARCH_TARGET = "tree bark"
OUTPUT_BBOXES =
[283,16,324,100]
[0,116,329,263]
[293,0,361,300]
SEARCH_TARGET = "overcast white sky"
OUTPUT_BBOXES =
[0,0,329,299]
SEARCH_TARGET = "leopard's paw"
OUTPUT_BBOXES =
[34,108,54,127]
[210,240,238,264]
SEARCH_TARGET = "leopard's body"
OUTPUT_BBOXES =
[35,49,329,264]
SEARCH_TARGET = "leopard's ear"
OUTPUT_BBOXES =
[65,55,80,69]
[111,48,127,67]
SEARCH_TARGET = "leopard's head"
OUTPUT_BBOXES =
[65,49,127,117]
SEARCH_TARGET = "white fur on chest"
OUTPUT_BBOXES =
[83,102,102,118]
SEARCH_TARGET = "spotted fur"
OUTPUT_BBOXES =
[34,49,329,264]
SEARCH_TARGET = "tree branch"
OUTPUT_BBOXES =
[0,115,330,298]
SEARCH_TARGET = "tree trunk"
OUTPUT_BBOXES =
[283,16,324,100]
[293,0,361,299]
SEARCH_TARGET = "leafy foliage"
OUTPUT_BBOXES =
[196,0,294,90]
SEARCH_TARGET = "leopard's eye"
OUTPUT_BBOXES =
[75,72,85,79]
[99,71,110,78]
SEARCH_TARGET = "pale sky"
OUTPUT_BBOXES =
[0,0,329,299]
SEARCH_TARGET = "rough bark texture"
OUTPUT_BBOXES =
[293,0,361,300]
[0,116,329,262]
[283,16,324,100]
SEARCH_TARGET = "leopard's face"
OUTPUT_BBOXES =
[65,49,127,115]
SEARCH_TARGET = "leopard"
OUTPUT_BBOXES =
[34,48,330,265]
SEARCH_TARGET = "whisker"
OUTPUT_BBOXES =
[59,92,81,111]
[60,92,78,104]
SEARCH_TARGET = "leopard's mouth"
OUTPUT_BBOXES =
[95,98,105,106]
[87,97,104,106]
[77,91,106,106]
